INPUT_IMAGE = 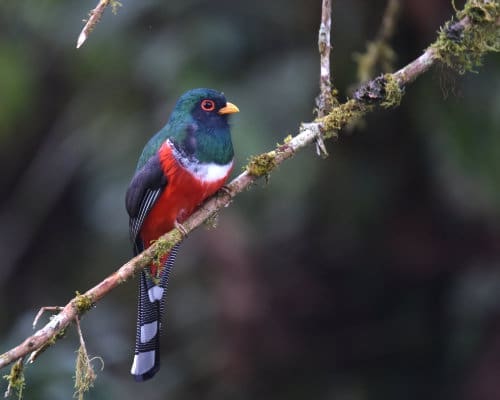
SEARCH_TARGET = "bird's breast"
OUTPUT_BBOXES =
[139,141,233,250]
[184,159,234,182]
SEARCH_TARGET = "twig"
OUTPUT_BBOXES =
[315,0,335,156]
[392,47,436,86]
[32,306,63,330]
[317,0,334,115]
[0,0,498,373]
[76,0,122,49]
[355,0,400,82]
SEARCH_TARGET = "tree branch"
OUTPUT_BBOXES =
[316,0,335,116]
[1,0,499,375]
[76,0,122,49]
[315,0,337,157]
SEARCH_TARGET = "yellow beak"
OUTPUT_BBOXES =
[218,102,240,115]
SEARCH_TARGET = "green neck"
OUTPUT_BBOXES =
[137,114,234,169]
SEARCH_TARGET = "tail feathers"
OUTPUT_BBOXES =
[131,244,180,381]
[131,271,161,381]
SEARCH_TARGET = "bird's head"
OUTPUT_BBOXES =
[171,88,239,125]
[168,88,239,164]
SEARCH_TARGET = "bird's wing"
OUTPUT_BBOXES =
[125,153,168,254]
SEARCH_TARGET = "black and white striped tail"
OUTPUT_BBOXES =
[131,244,180,381]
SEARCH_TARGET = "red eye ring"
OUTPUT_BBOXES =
[201,99,216,112]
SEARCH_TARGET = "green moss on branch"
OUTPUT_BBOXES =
[246,152,277,177]
[3,359,25,399]
[380,73,404,108]
[319,100,368,136]
[149,232,182,266]
[74,292,93,314]
[432,0,500,74]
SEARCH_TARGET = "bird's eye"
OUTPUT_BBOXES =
[201,99,216,112]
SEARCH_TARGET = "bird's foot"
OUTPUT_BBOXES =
[174,220,189,237]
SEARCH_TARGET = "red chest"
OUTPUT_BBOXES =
[139,143,232,250]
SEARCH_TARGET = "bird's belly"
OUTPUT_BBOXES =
[139,165,228,249]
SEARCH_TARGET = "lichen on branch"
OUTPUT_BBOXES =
[353,74,403,108]
[246,152,277,177]
[73,292,94,314]
[3,359,25,399]
[432,0,500,73]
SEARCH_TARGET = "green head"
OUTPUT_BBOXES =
[138,88,239,168]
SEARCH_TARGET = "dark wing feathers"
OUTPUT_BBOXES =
[125,154,167,253]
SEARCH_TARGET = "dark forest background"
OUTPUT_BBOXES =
[1,0,500,399]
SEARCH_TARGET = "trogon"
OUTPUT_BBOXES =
[125,88,239,381]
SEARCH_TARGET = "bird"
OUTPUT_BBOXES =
[125,88,239,381]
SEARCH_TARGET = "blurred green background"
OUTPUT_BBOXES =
[1,0,500,399]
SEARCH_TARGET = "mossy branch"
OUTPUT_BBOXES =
[316,0,337,116]
[1,0,498,385]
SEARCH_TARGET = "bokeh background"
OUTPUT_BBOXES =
[1,0,500,399]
